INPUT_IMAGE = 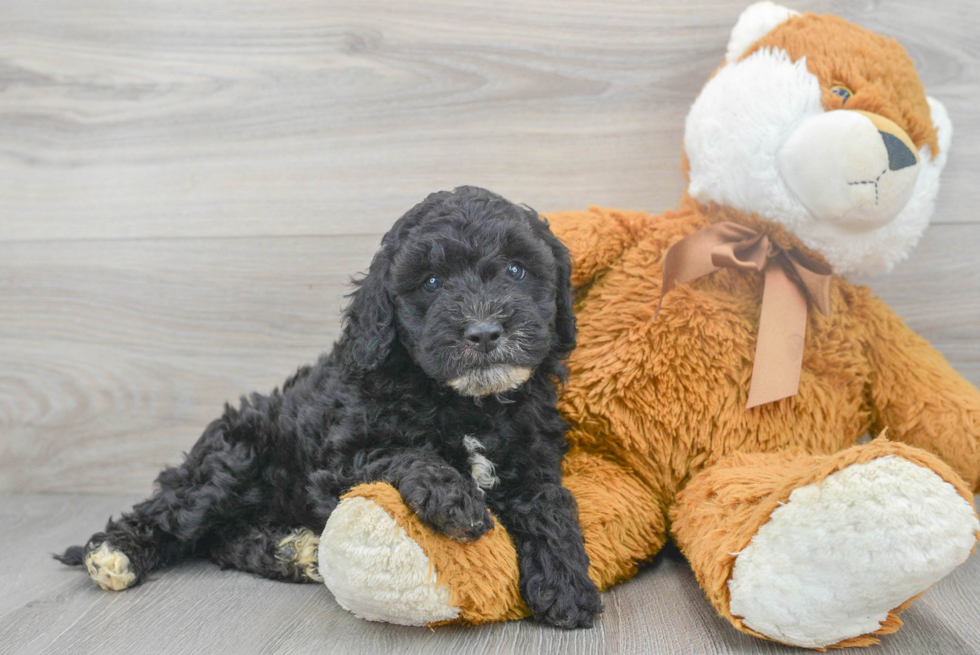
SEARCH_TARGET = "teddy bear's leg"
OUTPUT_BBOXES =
[318,451,667,626]
[318,481,526,626]
[560,449,668,589]
[671,438,980,649]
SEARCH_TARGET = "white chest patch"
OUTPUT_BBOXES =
[462,435,499,492]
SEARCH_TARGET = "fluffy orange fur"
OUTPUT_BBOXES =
[336,10,980,648]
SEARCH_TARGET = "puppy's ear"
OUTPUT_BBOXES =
[550,236,577,357]
[341,242,397,373]
[342,191,450,372]
[531,210,576,357]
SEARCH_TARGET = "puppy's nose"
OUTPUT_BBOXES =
[464,322,503,353]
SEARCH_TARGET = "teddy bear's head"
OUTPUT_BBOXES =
[684,1,952,278]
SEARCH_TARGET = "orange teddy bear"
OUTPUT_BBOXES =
[317,3,980,649]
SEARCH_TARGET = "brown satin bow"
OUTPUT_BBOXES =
[654,222,833,409]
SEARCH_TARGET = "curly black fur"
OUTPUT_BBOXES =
[56,186,601,628]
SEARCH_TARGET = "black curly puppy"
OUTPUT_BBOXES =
[57,186,602,629]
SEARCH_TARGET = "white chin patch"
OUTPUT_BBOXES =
[728,456,980,649]
[448,365,532,397]
[319,496,460,626]
[685,47,947,279]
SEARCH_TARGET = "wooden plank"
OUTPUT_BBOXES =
[2,494,978,655]
[1,223,978,494]
[0,0,977,245]
[0,235,376,494]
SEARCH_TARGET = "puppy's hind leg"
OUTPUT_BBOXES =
[56,403,270,590]
[55,501,191,591]
[210,524,323,583]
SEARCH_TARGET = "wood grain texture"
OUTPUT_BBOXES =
[0,235,373,493]
[1,494,978,655]
[0,0,977,244]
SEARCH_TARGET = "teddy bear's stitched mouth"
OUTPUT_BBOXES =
[847,168,888,205]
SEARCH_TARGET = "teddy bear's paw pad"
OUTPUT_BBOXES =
[728,456,979,648]
[84,543,137,591]
[277,528,323,583]
[318,496,461,626]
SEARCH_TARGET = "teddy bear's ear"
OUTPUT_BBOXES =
[726,1,800,64]
[926,96,953,169]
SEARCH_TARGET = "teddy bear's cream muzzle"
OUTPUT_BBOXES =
[778,109,921,231]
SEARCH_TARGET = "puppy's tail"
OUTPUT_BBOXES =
[54,545,86,566]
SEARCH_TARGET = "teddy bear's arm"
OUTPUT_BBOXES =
[542,208,646,288]
[859,291,980,491]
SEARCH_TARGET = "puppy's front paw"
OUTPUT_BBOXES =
[524,568,602,629]
[402,469,494,542]
[425,502,494,543]
[84,542,137,591]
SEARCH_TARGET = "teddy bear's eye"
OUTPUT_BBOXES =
[830,85,853,104]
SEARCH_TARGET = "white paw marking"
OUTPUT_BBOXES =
[463,435,499,492]
[278,528,323,583]
[728,456,980,648]
[84,543,136,591]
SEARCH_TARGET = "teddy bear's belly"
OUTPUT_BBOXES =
[560,293,873,493]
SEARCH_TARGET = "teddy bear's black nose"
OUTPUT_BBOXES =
[465,322,503,353]
[880,131,917,171]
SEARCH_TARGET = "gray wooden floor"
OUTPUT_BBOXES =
[2,0,979,652]
[4,494,980,655]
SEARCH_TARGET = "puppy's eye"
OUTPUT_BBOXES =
[506,263,526,280]
[830,85,853,104]
[422,275,443,292]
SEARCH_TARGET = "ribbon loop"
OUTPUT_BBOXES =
[710,233,770,272]
[654,222,833,408]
